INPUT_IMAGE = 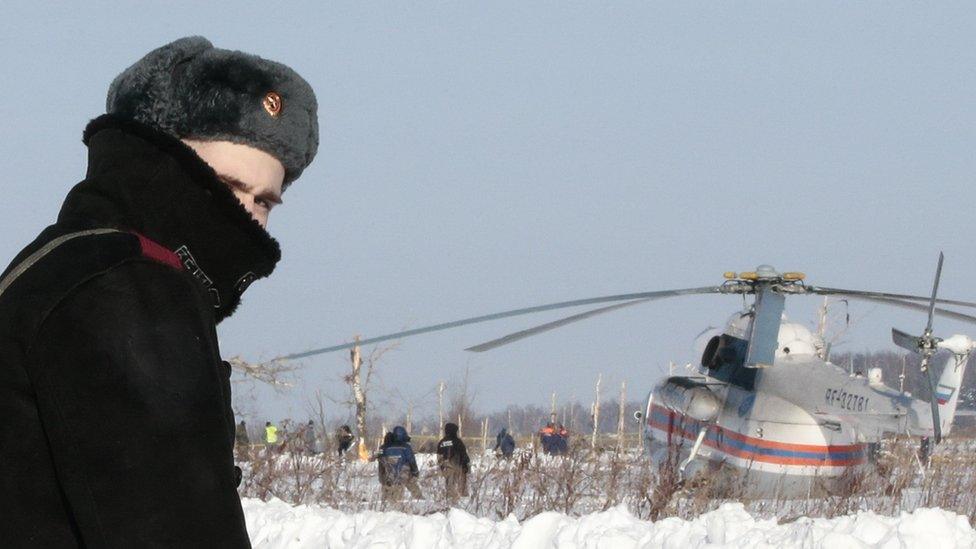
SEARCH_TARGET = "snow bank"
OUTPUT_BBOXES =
[242,498,976,548]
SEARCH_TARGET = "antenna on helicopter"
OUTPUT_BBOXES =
[899,355,907,394]
[890,252,945,444]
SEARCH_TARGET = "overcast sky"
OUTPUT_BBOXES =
[2,4,974,425]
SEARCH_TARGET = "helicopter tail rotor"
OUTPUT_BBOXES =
[890,252,945,444]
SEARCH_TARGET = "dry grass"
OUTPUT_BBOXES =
[237,431,976,525]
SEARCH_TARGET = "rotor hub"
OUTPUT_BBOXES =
[720,266,807,294]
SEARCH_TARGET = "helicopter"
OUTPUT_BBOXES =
[278,255,976,496]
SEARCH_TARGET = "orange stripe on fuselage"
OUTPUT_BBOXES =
[647,404,866,467]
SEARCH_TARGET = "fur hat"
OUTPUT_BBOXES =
[106,36,318,186]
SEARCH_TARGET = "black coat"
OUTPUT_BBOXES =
[436,423,470,473]
[0,115,281,547]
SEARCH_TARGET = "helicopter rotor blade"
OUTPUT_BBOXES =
[466,298,651,352]
[808,286,975,311]
[885,253,946,445]
[926,252,945,335]
[277,286,724,360]
[925,356,943,444]
[923,252,944,444]
[891,327,921,353]
[839,295,976,326]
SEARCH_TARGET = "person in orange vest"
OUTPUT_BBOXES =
[538,422,557,455]
[553,424,570,455]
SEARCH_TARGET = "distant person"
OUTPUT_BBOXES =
[378,426,423,502]
[539,422,557,455]
[436,423,471,501]
[373,431,396,481]
[264,421,279,447]
[336,425,354,457]
[235,421,250,449]
[552,424,570,455]
[494,428,516,459]
[277,423,290,451]
[304,420,318,455]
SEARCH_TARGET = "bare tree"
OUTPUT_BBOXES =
[447,366,478,436]
[437,381,446,433]
[226,355,301,390]
[550,392,557,424]
[616,381,627,452]
[374,382,438,436]
[303,388,330,448]
[348,340,366,457]
[591,373,602,450]
[481,417,489,453]
[344,336,399,460]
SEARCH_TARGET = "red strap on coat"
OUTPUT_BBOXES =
[133,233,182,270]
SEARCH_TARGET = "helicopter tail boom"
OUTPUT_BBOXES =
[932,335,975,437]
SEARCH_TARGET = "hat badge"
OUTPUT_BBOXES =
[262,91,282,118]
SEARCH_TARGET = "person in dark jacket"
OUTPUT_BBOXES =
[494,428,516,459]
[539,422,557,455]
[0,36,318,547]
[373,430,396,483]
[236,421,251,449]
[336,424,355,457]
[552,424,570,455]
[436,422,470,501]
[378,426,423,502]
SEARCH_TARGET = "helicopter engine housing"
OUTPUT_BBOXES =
[658,378,721,422]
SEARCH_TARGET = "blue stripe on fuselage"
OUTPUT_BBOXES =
[649,408,863,461]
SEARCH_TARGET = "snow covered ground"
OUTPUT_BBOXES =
[243,497,976,548]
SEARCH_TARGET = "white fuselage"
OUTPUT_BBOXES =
[641,318,972,496]
[644,381,869,482]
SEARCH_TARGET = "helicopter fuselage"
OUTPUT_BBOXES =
[640,318,971,497]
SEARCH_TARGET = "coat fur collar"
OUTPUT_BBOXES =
[61,114,282,321]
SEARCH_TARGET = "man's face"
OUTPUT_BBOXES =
[182,139,286,228]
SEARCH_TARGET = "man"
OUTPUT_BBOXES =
[436,422,470,502]
[494,427,516,459]
[0,36,318,546]
[553,424,570,455]
[378,426,423,502]
[336,424,355,457]
[265,421,280,447]
[539,422,557,455]
[372,431,396,486]
[236,420,251,449]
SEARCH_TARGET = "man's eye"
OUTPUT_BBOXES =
[255,197,273,210]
